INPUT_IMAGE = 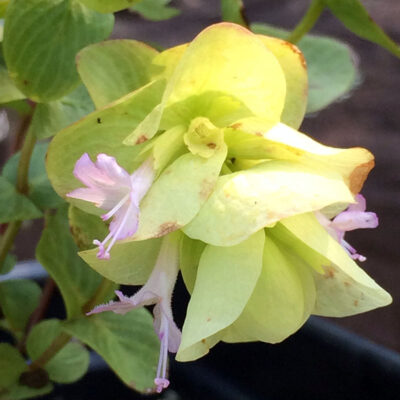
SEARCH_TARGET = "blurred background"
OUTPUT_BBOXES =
[1,0,399,353]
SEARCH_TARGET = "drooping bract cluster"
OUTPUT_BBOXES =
[47,22,391,392]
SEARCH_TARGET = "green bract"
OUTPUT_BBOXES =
[46,22,391,366]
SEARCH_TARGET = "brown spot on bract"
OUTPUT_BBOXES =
[324,266,336,279]
[255,132,263,137]
[206,317,211,322]
[201,339,206,344]
[199,178,215,200]
[135,135,148,145]
[230,123,242,130]
[354,300,359,307]
[349,159,375,194]
[23,79,29,86]
[155,222,180,238]
[207,142,216,149]
[344,281,351,287]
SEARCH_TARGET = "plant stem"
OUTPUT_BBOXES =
[287,0,324,44]
[17,278,56,353]
[0,221,22,270]
[82,278,115,314]
[29,331,72,371]
[0,113,37,271]
[16,128,36,195]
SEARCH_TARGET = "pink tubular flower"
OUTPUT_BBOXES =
[66,153,154,260]
[87,233,181,393]
[316,194,378,262]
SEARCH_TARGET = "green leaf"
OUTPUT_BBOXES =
[324,0,400,58]
[0,44,25,104]
[1,253,16,275]
[0,343,27,389]
[79,0,139,13]
[30,85,95,140]
[280,213,392,316]
[224,234,316,344]
[220,0,247,27]
[184,160,354,246]
[177,229,265,362]
[36,207,107,319]
[251,23,358,113]
[1,100,31,115]
[0,177,42,223]
[26,319,89,384]
[0,279,41,333]
[3,0,114,102]
[0,1,9,18]
[1,382,53,400]
[3,142,64,211]
[64,309,160,393]
[130,0,180,21]
[68,206,108,251]
[77,39,158,108]
[46,79,166,213]
[132,143,227,241]
[79,238,161,285]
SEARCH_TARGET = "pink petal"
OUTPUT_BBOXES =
[66,187,105,207]
[332,211,378,232]
[108,202,140,240]
[348,194,366,212]
[95,154,131,185]
[130,157,155,204]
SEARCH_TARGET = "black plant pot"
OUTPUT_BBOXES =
[3,263,400,400]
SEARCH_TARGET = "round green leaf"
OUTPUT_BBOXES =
[3,0,114,101]
[79,0,139,13]
[77,39,158,109]
[64,309,160,393]
[30,85,95,140]
[0,343,27,389]
[27,319,89,384]
[46,78,166,214]
[251,23,358,114]
[3,142,64,211]
[36,207,110,319]
[0,44,25,103]
[130,0,180,21]
[0,279,41,333]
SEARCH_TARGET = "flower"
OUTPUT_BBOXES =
[316,194,378,261]
[87,232,181,393]
[67,153,154,259]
